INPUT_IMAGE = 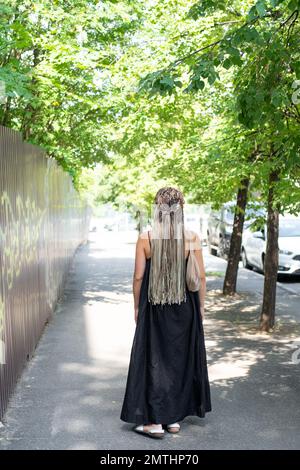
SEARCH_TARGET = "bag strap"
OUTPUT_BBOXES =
[148,230,151,248]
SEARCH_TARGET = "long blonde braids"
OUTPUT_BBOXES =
[148,187,187,306]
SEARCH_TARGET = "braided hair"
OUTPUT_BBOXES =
[148,187,187,306]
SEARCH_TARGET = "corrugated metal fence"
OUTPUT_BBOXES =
[0,125,91,419]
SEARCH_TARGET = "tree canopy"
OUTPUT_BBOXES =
[1,0,300,216]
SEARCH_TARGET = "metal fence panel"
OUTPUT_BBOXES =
[0,125,90,419]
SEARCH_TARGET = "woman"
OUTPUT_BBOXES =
[120,187,211,438]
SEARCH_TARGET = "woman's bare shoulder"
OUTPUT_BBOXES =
[184,229,198,240]
[138,230,150,241]
[138,229,201,244]
[185,229,202,249]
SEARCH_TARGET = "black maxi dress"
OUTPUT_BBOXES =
[120,234,212,425]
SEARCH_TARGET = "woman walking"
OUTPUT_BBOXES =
[120,187,211,438]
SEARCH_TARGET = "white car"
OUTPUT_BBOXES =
[241,216,300,275]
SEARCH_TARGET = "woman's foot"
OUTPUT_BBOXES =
[166,422,180,433]
[133,423,165,439]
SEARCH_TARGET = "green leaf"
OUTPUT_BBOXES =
[208,74,215,85]
[231,55,243,66]
[256,1,267,17]
[160,76,174,87]
[294,62,300,79]
[223,58,232,69]
[287,0,299,11]
[271,90,283,107]
[247,5,257,21]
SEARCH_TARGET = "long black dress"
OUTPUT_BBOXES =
[120,234,212,425]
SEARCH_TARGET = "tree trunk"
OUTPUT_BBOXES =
[260,169,280,332]
[223,177,250,295]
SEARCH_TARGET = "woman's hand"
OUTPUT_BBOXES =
[134,308,139,324]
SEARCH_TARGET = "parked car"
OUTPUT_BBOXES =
[207,203,236,257]
[241,216,300,275]
[207,202,262,258]
[200,216,209,245]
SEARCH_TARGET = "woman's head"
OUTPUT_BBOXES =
[154,187,185,207]
[153,187,185,229]
[148,186,187,306]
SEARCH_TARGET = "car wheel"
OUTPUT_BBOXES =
[261,254,265,274]
[218,237,227,259]
[241,248,252,270]
[207,234,213,255]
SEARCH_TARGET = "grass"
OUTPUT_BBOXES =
[206,271,224,278]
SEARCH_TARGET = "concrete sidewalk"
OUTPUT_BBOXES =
[0,231,299,450]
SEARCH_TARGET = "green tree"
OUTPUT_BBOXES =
[137,0,300,331]
[0,0,143,183]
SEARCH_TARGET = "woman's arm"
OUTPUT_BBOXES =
[193,233,206,320]
[133,234,146,324]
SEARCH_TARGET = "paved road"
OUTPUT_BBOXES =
[203,245,300,296]
[0,230,299,450]
[203,245,300,324]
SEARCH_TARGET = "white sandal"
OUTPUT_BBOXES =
[133,424,165,439]
[166,422,180,433]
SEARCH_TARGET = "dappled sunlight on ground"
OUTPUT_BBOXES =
[206,289,261,324]
[83,289,131,303]
[202,284,300,395]
[1,233,300,450]
[209,350,264,382]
